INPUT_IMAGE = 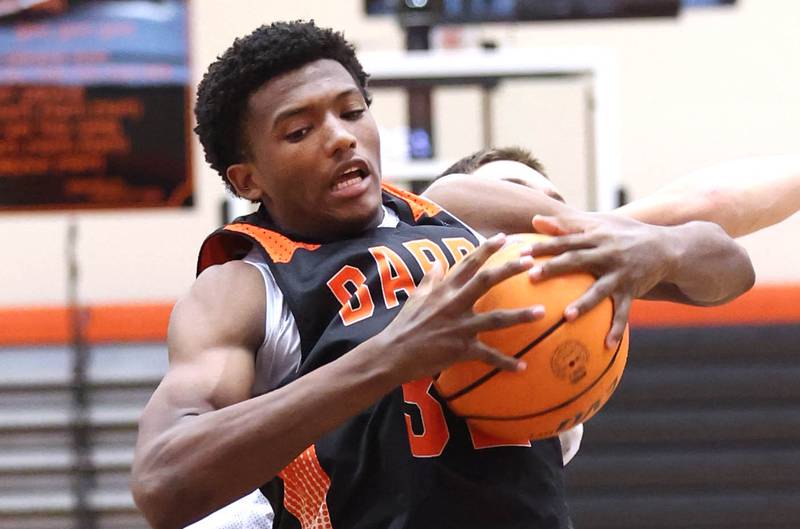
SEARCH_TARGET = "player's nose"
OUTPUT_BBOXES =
[324,115,357,157]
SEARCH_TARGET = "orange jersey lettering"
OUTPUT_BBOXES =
[326,265,375,326]
[442,237,476,263]
[403,238,451,274]
[369,245,416,309]
[402,378,450,458]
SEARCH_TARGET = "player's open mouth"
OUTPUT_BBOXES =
[333,167,366,191]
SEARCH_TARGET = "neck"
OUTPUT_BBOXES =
[257,203,386,243]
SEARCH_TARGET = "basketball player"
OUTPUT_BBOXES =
[183,148,799,529]
[131,21,754,529]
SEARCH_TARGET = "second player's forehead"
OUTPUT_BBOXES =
[473,160,552,188]
[246,59,362,126]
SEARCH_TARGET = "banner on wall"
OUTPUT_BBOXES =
[0,0,192,211]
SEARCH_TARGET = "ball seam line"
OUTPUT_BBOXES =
[439,316,568,402]
[458,335,626,421]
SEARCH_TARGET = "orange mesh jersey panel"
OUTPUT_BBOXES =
[278,446,332,529]
[381,182,442,221]
[224,224,320,264]
[197,213,319,275]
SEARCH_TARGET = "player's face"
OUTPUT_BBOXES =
[228,59,383,240]
[473,161,565,203]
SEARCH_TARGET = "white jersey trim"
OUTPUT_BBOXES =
[184,490,273,529]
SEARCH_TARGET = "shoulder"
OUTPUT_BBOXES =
[419,174,478,216]
[422,173,572,238]
[169,260,266,353]
[421,174,466,198]
[190,260,264,313]
[422,173,499,213]
[154,261,264,413]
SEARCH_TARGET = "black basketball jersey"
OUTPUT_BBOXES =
[197,183,571,529]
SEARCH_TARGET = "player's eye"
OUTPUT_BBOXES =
[342,108,365,120]
[285,127,311,143]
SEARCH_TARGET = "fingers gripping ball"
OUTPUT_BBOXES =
[434,233,629,441]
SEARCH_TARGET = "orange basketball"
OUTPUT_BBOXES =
[434,233,629,441]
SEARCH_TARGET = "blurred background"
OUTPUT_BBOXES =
[0,1,798,528]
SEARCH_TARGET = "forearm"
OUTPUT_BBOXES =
[132,337,397,529]
[616,155,800,238]
[424,174,570,237]
[647,221,755,305]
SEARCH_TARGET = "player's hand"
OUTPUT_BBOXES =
[380,233,545,383]
[526,211,674,348]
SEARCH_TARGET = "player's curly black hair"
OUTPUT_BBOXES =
[194,20,372,193]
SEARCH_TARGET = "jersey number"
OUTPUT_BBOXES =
[401,377,531,457]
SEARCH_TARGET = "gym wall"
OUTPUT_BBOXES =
[0,0,797,311]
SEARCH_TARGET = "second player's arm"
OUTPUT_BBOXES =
[425,174,753,303]
[614,155,800,237]
[425,176,754,346]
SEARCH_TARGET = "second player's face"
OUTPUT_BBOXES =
[231,59,383,240]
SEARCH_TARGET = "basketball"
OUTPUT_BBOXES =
[434,233,630,441]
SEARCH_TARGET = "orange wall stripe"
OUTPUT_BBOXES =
[630,284,800,327]
[1,306,72,346]
[0,285,798,346]
[0,303,173,346]
[84,303,173,343]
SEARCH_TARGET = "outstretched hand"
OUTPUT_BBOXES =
[527,211,674,348]
[381,233,546,383]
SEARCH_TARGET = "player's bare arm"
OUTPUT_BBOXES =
[131,236,542,529]
[614,155,800,237]
[425,174,570,237]
[424,174,754,305]
[132,261,267,527]
[425,176,755,347]
[526,211,754,347]
[430,154,800,239]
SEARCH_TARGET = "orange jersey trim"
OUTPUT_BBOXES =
[224,224,321,264]
[381,182,442,221]
[278,445,333,529]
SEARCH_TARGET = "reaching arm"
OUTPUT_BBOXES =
[614,155,800,237]
[424,173,570,238]
[526,213,754,347]
[424,172,753,304]
[425,174,754,347]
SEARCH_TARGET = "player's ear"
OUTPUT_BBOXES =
[227,163,262,201]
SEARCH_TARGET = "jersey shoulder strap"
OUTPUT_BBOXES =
[380,182,443,222]
[198,184,453,275]
[196,207,321,276]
